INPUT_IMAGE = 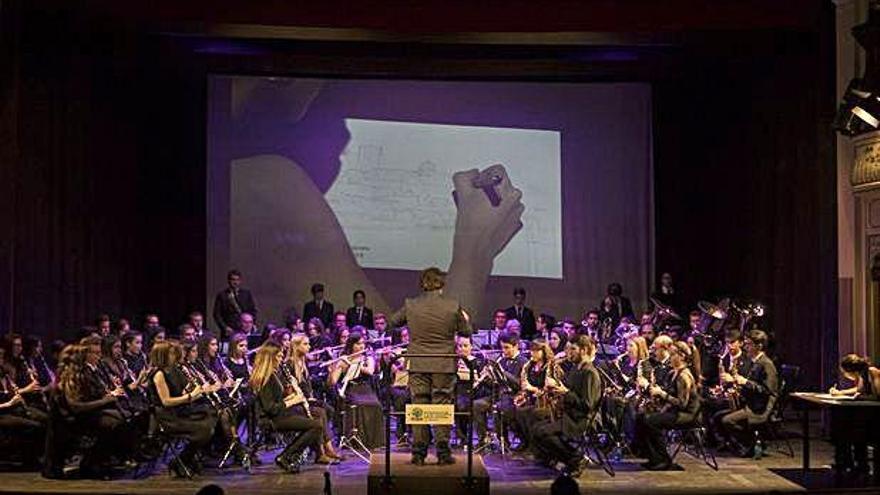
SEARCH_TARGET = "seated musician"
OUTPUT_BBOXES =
[3,333,46,412]
[250,341,322,473]
[474,332,527,448]
[513,340,559,453]
[24,336,54,393]
[181,339,244,460]
[531,335,602,476]
[121,331,147,377]
[99,335,149,419]
[385,327,411,445]
[706,330,750,444]
[636,340,701,471]
[649,335,674,391]
[454,334,488,446]
[198,333,250,457]
[548,329,568,362]
[328,331,385,449]
[610,336,650,447]
[224,332,251,383]
[148,340,218,477]
[0,346,46,467]
[716,329,778,456]
[827,354,880,473]
[286,333,341,463]
[54,340,137,478]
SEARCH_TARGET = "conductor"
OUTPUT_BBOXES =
[390,267,472,465]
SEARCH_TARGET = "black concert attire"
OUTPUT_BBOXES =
[607,356,651,447]
[303,299,335,329]
[831,367,880,472]
[474,352,527,443]
[454,355,488,443]
[346,305,374,330]
[335,357,385,449]
[387,355,411,442]
[149,366,219,471]
[69,364,137,475]
[0,368,46,465]
[531,360,602,471]
[513,360,550,450]
[716,352,778,451]
[505,305,537,340]
[100,358,149,418]
[11,356,46,412]
[123,351,147,377]
[637,366,701,468]
[256,373,322,464]
[213,286,258,342]
[278,361,333,450]
[705,349,751,443]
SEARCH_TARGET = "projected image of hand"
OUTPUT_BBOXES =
[451,164,525,262]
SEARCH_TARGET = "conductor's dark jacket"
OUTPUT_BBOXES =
[390,291,471,373]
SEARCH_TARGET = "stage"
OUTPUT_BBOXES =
[0,434,869,495]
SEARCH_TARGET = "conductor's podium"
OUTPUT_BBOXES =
[367,452,490,495]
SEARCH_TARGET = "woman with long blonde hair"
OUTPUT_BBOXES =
[286,333,340,462]
[250,341,322,473]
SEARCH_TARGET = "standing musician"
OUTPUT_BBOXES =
[454,334,487,446]
[213,269,259,347]
[530,335,602,476]
[286,333,341,463]
[148,341,218,478]
[473,331,527,449]
[716,329,778,456]
[327,331,385,450]
[636,340,701,471]
[388,267,471,466]
[250,341,322,473]
[513,339,561,453]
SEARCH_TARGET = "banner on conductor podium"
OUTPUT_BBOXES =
[405,404,455,425]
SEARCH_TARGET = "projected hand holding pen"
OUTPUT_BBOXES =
[446,164,525,317]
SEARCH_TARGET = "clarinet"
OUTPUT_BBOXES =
[281,363,312,419]
[181,364,223,410]
[25,359,49,409]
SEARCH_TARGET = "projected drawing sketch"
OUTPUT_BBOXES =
[325,119,563,278]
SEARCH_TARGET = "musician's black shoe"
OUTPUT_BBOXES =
[437,453,456,465]
[411,454,426,466]
[275,454,299,473]
[642,460,673,471]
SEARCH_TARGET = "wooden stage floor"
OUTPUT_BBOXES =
[0,434,861,495]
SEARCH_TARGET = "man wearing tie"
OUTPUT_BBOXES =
[302,283,334,328]
[212,269,258,345]
[346,290,374,330]
[504,287,536,340]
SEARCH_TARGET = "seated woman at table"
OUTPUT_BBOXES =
[828,354,880,475]
[829,354,880,398]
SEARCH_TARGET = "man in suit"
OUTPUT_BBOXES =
[302,283,334,328]
[717,329,778,455]
[504,287,537,340]
[607,282,635,321]
[212,269,258,344]
[346,290,374,330]
[390,267,471,466]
